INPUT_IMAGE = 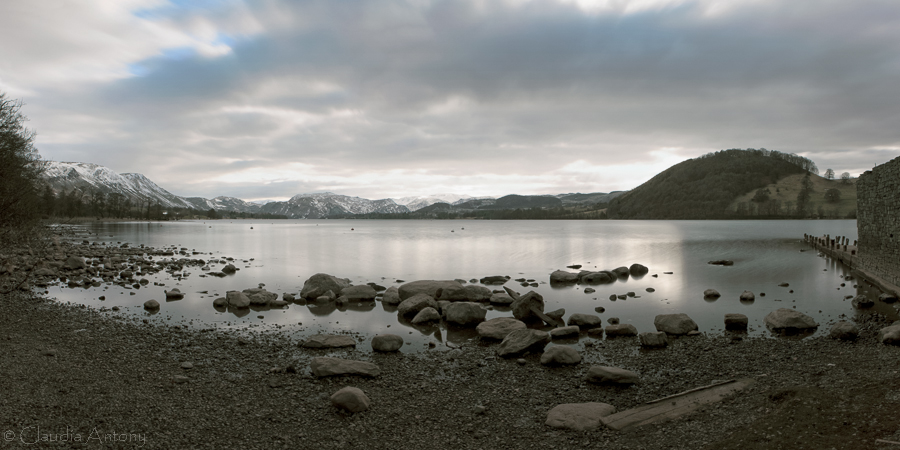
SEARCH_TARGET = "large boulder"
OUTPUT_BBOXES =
[611,267,630,278]
[605,324,638,337]
[341,285,378,301]
[300,273,351,299]
[302,334,357,349]
[310,358,380,377]
[381,287,401,305]
[545,403,616,431]
[371,334,404,352]
[829,321,858,341]
[331,387,370,413]
[397,293,438,317]
[411,307,441,324]
[476,317,526,340]
[764,308,818,331]
[226,290,251,308]
[653,313,698,335]
[398,280,465,300]
[540,346,581,366]
[629,263,649,276]
[580,272,613,284]
[444,302,486,326]
[489,293,514,305]
[462,285,493,302]
[434,284,468,301]
[511,291,545,322]
[567,313,603,329]
[497,329,550,357]
[879,323,900,345]
[243,288,277,305]
[550,270,579,284]
[585,366,639,385]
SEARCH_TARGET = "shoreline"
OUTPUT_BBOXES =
[4,225,900,448]
[3,290,900,449]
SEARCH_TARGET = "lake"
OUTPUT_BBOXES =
[48,219,892,351]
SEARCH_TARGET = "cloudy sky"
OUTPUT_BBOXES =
[2,0,899,201]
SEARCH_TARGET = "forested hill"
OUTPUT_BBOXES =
[606,149,816,219]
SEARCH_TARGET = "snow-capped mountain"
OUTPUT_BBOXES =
[259,192,409,218]
[44,162,198,209]
[393,194,496,211]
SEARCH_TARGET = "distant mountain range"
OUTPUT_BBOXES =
[42,161,622,219]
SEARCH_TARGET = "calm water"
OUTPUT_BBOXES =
[49,219,893,351]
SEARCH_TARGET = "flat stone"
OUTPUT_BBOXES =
[585,366,639,385]
[341,285,378,301]
[550,325,581,339]
[540,346,582,366]
[546,403,616,431]
[639,331,668,348]
[605,324,638,337]
[567,313,602,329]
[497,329,550,357]
[302,334,357,349]
[310,357,380,377]
[476,317,526,340]
[331,386,370,413]
[764,308,818,330]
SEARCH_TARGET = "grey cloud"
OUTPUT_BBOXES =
[18,0,900,199]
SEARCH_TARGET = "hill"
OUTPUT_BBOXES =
[607,149,821,219]
[729,173,857,218]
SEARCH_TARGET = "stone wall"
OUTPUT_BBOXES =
[857,155,900,287]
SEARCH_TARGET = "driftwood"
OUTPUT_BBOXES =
[601,379,755,431]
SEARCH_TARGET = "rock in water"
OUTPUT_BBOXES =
[567,313,603,329]
[653,313,698,335]
[496,329,550,357]
[341,285,378,301]
[829,321,858,340]
[331,387,371,413]
[476,317,526,340]
[444,302,487,326]
[724,313,748,331]
[739,291,755,302]
[302,334,357,349]
[411,307,441,324]
[381,287,401,305]
[371,334,403,352]
[764,308,818,331]
[605,324,638,337]
[851,295,874,308]
[540,346,581,366]
[300,273,351,299]
[225,290,251,308]
[310,358,381,377]
[397,293,438,317]
[489,293,514,305]
[629,263,649,276]
[398,280,465,300]
[584,366,639,385]
[703,289,721,298]
[143,299,160,310]
[549,270,579,284]
[165,288,184,299]
[545,403,616,431]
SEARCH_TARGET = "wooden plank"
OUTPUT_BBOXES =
[601,378,755,431]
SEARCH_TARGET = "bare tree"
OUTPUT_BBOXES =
[824,168,835,180]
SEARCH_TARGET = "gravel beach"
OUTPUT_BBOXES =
[3,288,900,449]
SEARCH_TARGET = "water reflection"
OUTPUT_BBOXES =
[46,219,899,352]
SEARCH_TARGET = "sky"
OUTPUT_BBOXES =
[1,0,899,202]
